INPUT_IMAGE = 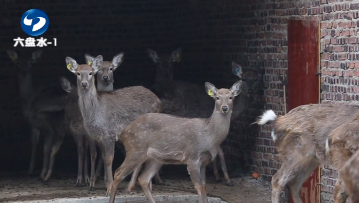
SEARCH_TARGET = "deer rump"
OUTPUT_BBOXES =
[272,103,359,162]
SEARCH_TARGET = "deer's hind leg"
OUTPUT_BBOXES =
[108,154,146,203]
[138,159,163,203]
[29,127,40,175]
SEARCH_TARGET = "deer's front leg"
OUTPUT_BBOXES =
[29,127,40,175]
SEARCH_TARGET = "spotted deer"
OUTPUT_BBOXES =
[59,53,123,189]
[108,81,242,203]
[147,48,261,186]
[7,50,67,182]
[256,104,359,203]
[65,55,162,193]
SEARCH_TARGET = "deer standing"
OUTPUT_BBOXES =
[339,149,359,203]
[256,104,359,203]
[147,48,261,186]
[108,81,242,203]
[60,53,123,189]
[65,55,162,193]
[7,50,67,182]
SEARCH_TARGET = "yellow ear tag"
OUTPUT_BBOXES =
[177,53,181,62]
[88,61,92,66]
[67,63,71,70]
[208,89,213,96]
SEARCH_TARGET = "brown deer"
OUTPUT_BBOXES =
[65,55,162,193]
[147,48,261,186]
[256,104,359,203]
[7,50,67,182]
[59,53,123,189]
[325,114,359,203]
[339,149,359,203]
[108,80,242,203]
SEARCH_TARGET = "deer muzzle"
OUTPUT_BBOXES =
[221,105,229,114]
[103,75,109,82]
[81,81,88,89]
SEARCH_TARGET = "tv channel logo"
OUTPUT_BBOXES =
[21,9,49,37]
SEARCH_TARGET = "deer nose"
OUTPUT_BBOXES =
[103,75,109,81]
[222,106,229,113]
[81,82,88,88]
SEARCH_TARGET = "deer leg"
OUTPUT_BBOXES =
[74,134,85,186]
[287,159,319,203]
[154,172,164,185]
[333,178,348,203]
[40,131,53,181]
[29,127,40,175]
[108,156,144,203]
[88,138,97,190]
[83,137,90,185]
[95,143,103,180]
[43,131,65,182]
[126,164,141,192]
[212,156,220,182]
[188,161,208,203]
[102,139,115,195]
[218,148,233,186]
[138,160,163,203]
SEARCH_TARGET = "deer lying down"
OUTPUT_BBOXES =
[65,55,162,193]
[108,81,242,203]
[340,149,359,203]
[256,103,359,203]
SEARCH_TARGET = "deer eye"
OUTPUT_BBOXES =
[77,72,80,76]
[89,72,93,76]
[110,68,113,71]
[216,97,220,100]
[229,96,233,100]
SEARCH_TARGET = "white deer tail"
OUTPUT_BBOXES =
[257,110,277,125]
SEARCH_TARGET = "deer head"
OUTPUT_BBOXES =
[6,50,43,76]
[232,61,261,96]
[65,55,103,90]
[84,53,124,86]
[147,47,182,81]
[205,81,242,114]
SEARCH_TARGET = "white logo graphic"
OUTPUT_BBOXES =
[23,15,46,32]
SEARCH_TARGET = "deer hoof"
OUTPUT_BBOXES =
[214,178,222,183]
[225,180,234,187]
[88,186,95,191]
[42,180,49,185]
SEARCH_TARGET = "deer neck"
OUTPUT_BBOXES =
[207,109,232,144]
[78,84,100,123]
[97,82,113,92]
[18,73,35,113]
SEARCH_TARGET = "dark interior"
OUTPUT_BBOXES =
[0,0,265,181]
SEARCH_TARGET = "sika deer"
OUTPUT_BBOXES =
[65,55,162,192]
[60,53,123,189]
[256,104,359,203]
[325,114,359,203]
[148,48,261,186]
[108,80,242,203]
[7,50,67,182]
[339,149,359,203]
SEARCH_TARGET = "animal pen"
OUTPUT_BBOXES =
[0,0,358,203]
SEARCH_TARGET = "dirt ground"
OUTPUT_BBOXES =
[0,172,271,203]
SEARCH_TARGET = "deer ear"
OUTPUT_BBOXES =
[171,47,182,62]
[147,49,159,63]
[91,55,103,73]
[59,77,72,93]
[232,61,242,77]
[6,50,18,62]
[205,82,217,97]
[230,80,242,97]
[65,57,79,73]
[84,53,95,66]
[32,50,43,61]
[112,52,124,69]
